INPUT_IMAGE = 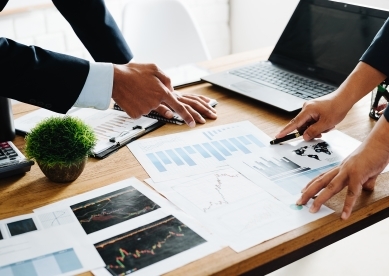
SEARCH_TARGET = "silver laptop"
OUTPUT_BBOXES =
[202,0,389,112]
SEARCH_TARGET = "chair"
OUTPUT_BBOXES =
[121,0,211,70]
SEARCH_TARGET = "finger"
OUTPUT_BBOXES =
[183,105,206,124]
[310,172,348,214]
[341,183,363,220]
[275,111,315,138]
[362,175,377,191]
[296,168,339,207]
[164,93,196,127]
[303,121,335,141]
[153,105,175,118]
[177,96,217,119]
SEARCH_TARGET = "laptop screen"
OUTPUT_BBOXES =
[269,0,389,85]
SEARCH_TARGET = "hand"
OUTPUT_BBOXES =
[296,117,389,219]
[276,62,387,141]
[153,92,217,124]
[111,62,196,127]
[275,92,349,141]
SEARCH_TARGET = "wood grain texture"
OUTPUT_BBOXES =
[3,48,389,275]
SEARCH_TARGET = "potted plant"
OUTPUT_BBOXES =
[25,116,97,183]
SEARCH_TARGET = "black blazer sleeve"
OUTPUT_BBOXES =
[0,0,133,114]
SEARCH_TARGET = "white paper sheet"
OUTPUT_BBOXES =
[146,166,333,253]
[128,121,272,182]
[34,177,223,276]
[0,214,104,276]
[145,130,378,252]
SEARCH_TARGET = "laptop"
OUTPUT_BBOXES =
[202,0,389,112]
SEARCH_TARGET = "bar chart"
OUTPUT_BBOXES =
[274,162,339,195]
[0,248,82,276]
[250,156,311,181]
[129,121,271,182]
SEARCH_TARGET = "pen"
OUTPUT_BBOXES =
[270,130,304,145]
[109,126,144,144]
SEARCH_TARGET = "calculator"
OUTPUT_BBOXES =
[0,141,34,179]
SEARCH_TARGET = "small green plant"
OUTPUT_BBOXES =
[25,116,97,168]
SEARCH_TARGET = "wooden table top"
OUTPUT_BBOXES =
[2,48,389,276]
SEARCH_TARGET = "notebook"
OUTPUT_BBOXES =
[113,98,218,125]
[202,0,389,112]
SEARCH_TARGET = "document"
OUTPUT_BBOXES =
[14,108,163,158]
[0,213,104,276]
[145,130,368,252]
[128,121,272,182]
[34,177,223,276]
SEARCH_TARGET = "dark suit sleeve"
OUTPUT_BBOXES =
[0,0,133,114]
[0,38,89,113]
[52,0,133,64]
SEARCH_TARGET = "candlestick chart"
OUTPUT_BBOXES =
[71,186,160,234]
[95,215,206,275]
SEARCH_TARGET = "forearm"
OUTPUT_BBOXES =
[0,38,89,113]
[332,61,386,111]
[361,115,389,161]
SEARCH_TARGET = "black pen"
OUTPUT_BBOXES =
[270,130,304,145]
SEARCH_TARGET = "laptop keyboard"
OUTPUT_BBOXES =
[230,63,336,100]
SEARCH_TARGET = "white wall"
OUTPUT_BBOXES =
[0,0,230,60]
[229,0,389,54]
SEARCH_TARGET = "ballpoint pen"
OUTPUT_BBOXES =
[269,129,304,145]
[109,126,144,145]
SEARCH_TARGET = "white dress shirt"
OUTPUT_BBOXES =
[73,62,113,110]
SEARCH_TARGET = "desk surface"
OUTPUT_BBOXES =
[3,48,389,276]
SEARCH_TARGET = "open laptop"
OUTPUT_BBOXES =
[202,0,389,112]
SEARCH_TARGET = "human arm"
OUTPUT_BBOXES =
[55,0,216,125]
[274,17,389,218]
[297,115,389,220]
[277,62,387,219]
[276,62,387,140]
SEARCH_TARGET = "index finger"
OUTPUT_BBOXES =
[164,92,196,127]
[275,111,313,138]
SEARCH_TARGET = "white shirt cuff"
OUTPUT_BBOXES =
[73,62,113,110]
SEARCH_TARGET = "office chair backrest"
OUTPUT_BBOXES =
[121,0,211,70]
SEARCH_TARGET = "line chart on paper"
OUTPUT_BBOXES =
[70,186,160,234]
[38,209,75,229]
[95,215,206,275]
[128,121,271,182]
[172,168,265,213]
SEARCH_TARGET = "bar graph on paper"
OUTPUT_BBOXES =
[128,121,271,182]
[244,154,340,195]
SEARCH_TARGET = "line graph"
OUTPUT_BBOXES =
[95,215,205,275]
[218,200,289,233]
[38,209,75,229]
[70,186,160,234]
[172,168,264,213]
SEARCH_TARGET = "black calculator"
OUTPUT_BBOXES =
[0,141,34,179]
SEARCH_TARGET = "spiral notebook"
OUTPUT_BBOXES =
[113,99,218,125]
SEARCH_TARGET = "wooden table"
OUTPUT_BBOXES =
[2,48,389,276]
